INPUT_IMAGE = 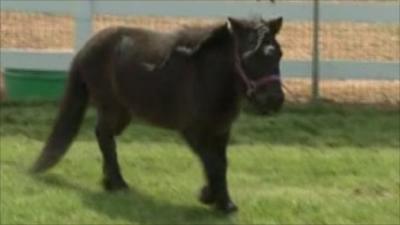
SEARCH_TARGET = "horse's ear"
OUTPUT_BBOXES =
[227,17,246,34]
[266,17,283,34]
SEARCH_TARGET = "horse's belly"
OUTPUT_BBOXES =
[114,83,191,130]
[112,61,194,130]
[128,103,189,130]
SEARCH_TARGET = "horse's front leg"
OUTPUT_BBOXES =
[182,130,237,214]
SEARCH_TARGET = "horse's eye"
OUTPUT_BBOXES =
[263,45,275,56]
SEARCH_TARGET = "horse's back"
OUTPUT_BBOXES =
[77,26,175,96]
[75,24,229,130]
[76,26,196,129]
[112,39,197,129]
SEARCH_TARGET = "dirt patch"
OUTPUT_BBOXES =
[284,79,400,105]
[1,12,399,61]
[0,12,74,50]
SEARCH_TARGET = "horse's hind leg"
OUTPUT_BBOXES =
[95,108,131,191]
[182,129,237,213]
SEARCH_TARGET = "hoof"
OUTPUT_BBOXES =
[102,178,129,191]
[199,186,238,214]
[216,201,238,214]
[199,186,216,205]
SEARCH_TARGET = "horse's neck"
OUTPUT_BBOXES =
[197,46,239,92]
[176,23,222,48]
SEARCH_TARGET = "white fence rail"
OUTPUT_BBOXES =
[1,0,399,80]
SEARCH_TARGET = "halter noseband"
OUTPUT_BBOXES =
[233,38,281,97]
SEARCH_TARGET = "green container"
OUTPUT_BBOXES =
[5,69,67,101]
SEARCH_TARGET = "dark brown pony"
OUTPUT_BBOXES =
[32,17,284,213]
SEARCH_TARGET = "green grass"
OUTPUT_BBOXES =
[1,102,399,224]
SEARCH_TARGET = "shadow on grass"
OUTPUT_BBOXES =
[1,101,399,148]
[36,174,235,224]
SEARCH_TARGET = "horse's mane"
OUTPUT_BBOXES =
[170,21,231,58]
[135,21,229,71]
[174,22,225,49]
[111,21,229,71]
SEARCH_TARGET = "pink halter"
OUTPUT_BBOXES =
[233,41,281,97]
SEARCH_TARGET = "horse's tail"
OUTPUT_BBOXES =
[31,58,88,173]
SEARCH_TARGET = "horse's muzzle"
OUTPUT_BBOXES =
[250,84,285,115]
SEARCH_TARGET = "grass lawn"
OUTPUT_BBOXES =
[1,102,399,224]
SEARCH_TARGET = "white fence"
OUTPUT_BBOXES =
[1,0,399,81]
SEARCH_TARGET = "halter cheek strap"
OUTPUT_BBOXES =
[229,26,281,97]
[234,51,281,97]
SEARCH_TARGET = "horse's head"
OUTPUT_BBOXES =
[228,17,284,114]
